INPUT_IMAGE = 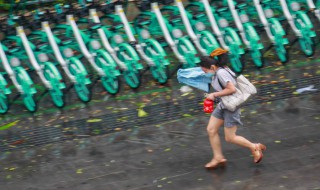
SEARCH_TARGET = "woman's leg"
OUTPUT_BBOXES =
[224,126,266,163]
[224,126,255,149]
[205,116,226,167]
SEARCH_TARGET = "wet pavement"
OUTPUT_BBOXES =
[0,47,319,189]
[0,2,320,190]
[0,92,319,190]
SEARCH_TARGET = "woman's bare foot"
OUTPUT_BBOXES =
[205,158,227,169]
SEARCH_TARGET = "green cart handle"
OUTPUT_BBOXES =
[177,37,200,68]
[5,36,36,50]
[295,11,315,33]
[0,74,11,95]
[243,23,264,50]
[179,36,198,54]
[15,67,36,94]
[137,12,154,17]
[68,57,91,83]
[224,27,243,48]
[185,2,204,9]
[268,18,286,36]
[161,5,179,13]
[43,62,66,89]
[53,24,75,38]
[197,30,220,54]
[144,38,167,57]
[95,49,121,74]
[117,43,140,61]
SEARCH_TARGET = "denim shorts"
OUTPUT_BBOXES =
[211,105,243,128]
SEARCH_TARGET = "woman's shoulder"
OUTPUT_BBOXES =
[217,68,231,75]
[217,68,235,78]
[217,68,227,74]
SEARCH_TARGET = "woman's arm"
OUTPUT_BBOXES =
[206,81,236,101]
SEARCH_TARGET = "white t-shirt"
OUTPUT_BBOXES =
[211,67,237,92]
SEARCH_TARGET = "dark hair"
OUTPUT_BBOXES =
[199,52,229,69]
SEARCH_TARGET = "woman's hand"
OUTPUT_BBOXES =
[206,82,236,100]
[206,92,219,101]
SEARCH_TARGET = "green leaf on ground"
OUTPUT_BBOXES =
[87,119,102,123]
[138,108,148,117]
[76,169,83,174]
[0,120,20,131]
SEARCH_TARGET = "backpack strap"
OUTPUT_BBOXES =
[217,76,224,90]
[224,67,237,78]
[216,67,235,90]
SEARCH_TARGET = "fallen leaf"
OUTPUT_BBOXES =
[160,177,167,181]
[87,119,102,123]
[117,116,128,122]
[138,108,148,117]
[76,169,83,174]
[0,120,20,131]
[10,140,25,145]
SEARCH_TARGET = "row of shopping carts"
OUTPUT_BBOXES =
[0,0,319,113]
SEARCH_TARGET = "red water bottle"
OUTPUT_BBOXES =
[203,98,214,113]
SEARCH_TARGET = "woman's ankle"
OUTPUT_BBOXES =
[213,156,226,161]
[250,143,257,151]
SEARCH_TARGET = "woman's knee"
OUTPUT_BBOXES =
[224,126,238,143]
[206,126,218,136]
[206,116,223,136]
[225,134,236,143]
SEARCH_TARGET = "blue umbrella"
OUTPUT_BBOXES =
[177,67,213,92]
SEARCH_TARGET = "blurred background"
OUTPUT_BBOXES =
[0,0,319,189]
